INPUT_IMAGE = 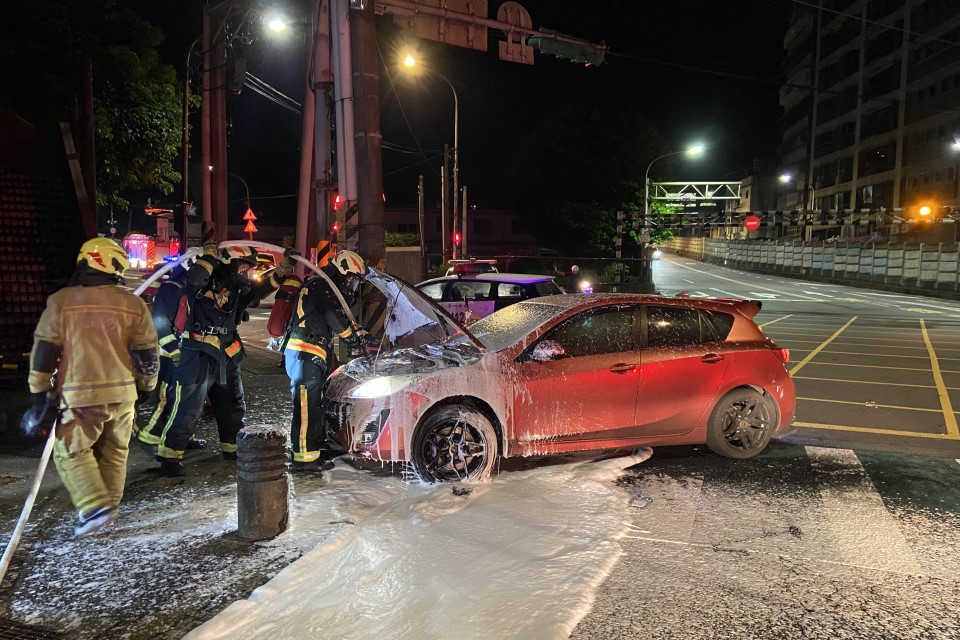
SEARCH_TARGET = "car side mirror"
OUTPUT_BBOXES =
[530,340,567,362]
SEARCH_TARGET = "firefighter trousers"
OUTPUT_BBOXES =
[284,355,328,463]
[155,351,245,459]
[137,356,176,436]
[53,402,135,521]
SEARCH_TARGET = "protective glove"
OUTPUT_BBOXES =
[20,391,59,438]
[274,248,300,279]
[201,223,218,258]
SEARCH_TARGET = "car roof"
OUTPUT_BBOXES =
[419,273,557,286]
[523,293,762,317]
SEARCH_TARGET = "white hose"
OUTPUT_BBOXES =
[0,422,57,585]
[132,248,203,297]
[219,240,359,328]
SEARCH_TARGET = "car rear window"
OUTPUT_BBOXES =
[419,282,444,300]
[534,280,563,296]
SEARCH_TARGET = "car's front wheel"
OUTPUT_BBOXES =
[411,405,499,483]
[705,388,776,459]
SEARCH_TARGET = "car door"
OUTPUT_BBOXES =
[513,305,642,443]
[636,305,731,436]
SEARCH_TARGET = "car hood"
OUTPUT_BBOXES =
[364,267,482,351]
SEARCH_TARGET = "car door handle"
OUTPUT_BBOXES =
[609,363,636,374]
[701,354,725,364]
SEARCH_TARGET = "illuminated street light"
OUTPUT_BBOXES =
[644,143,706,219]
[919,205,932,217]
[265,13,287,32]
[401,53,460,259]
[779,173,792,184]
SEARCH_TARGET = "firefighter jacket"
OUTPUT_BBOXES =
[151,270,189,362]
[285,274,361,366]
[180,255,278,362]
[28,284,159,407]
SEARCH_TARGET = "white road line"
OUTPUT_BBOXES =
[805,447,921,575]
[709,288,741,297]
[803,291,835,297]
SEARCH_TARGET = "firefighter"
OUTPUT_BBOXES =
[135,258,207,452]
[283,250,377,473]
[152,231,296,477]
[22,237,158,536]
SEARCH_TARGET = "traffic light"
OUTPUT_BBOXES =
[453,232,461,246]
[331,220,339,234]
[527,30,606,66]
[333,193,342,211]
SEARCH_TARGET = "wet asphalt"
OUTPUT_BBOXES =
[1,271,959,638]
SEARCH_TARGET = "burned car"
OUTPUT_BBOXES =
[326,269,796,483]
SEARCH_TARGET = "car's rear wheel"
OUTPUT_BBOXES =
[411,405,498,483]
[705,389,776,460]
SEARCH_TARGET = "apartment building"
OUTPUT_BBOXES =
[779,0,960,216]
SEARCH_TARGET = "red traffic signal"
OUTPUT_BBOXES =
[453,232,461,245]
[333,194,342,210]
[744,215,761,231]
[331,220,339,234]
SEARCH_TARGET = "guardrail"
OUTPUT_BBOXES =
[664,237,960,300]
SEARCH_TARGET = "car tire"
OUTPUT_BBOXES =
[705,388,776,460]
[410,405,499,483]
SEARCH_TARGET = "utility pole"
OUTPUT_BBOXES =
[461,185,468,257]
[418,174,426,277]
[441,145,449,261]
[295,0,321,260]
[349,0,385,267]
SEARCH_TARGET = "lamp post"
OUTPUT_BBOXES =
[402,54,459,260]
[644,144,704,222]
[779,173,816,212]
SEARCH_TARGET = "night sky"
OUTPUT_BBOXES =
[145,0,790,228]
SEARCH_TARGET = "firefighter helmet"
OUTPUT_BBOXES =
[220,245,258,264]
[77,237,130,276]
[331,250,366,277]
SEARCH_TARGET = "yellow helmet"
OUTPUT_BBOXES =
[77,237,130,276]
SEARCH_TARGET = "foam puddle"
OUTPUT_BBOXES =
[186,450,651,640]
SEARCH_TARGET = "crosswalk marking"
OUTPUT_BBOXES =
[805,447,921,574]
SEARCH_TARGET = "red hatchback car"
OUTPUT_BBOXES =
[325,278,796,483]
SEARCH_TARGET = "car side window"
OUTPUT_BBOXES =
[452,281,493,301]
[544,307,638,357]
[646,306,705,348]
[702,310,734,341]
[419,282,445,300]
[497,283,524,300]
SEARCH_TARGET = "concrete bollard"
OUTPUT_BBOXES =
[235,425,289,541]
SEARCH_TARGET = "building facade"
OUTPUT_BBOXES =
[779,0,960,217]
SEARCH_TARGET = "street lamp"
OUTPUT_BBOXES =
[644,144,704,221]
[779,173,816,212]
[401,54,460,260]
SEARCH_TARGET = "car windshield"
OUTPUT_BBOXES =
[464,300,565,351]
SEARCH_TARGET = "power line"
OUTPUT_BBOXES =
[243,81,302,115]
[245,72,303,108]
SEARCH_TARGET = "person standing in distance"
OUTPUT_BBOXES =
[22,237,159,536]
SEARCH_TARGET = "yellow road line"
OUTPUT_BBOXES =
[759,314,793,328]
[789,317,857,376]
[794,375,934,389]
[921,319,960,438]
[797,397,944,413]
[793,422,960,440]
[820,350,941,360]
[801,361,930,372]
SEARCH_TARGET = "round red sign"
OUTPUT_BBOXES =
[744,215,761,231]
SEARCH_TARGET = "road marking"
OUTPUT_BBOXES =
[803,291,835,297]
[795,422,959,439]
[821,350,943,360]
[798,397,944,413]
[709,287,744,297]
[747,292,782,299]
[805,446,921,574]
[921,319,960,438]
[902,307,944,314]
[803,361,930,371]
[759,314,793,328]
[794,375,934,389]
[668,260,821,300]
[789,317,857,376]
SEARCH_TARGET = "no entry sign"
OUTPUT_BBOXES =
[744,215,761,231]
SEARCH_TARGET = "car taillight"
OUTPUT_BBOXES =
[771,345,790,363]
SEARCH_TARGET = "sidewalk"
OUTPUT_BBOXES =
[0,346,330,639]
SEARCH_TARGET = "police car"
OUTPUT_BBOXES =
[416,270,563,325]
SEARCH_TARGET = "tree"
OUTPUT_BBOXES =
[0,0,182,210]
[510,104,664,256]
